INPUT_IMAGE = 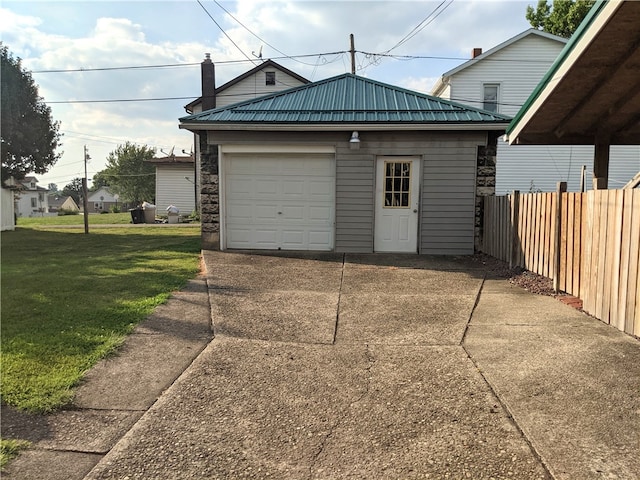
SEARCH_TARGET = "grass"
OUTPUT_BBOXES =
[1,223,201,413]
[0,439,31,469]
[16,212,134,226]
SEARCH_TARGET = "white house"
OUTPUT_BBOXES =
[431,29,640,194]
[146,155,195,215]
[87,186,122,212]
[14,176,49,217]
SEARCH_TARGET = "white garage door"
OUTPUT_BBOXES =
[224,153,335,250]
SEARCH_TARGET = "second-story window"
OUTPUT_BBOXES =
[483,84,499,113]
[265,71,276,86]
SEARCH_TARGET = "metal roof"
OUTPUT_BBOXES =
[506,0,640,145]
[179,74,511,128]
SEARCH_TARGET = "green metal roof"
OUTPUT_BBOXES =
[180,74,511,125]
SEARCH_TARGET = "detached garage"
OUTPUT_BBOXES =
[179,74,510,255]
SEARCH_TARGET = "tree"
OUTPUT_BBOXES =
[1,44,62,185]
[526,0,595,38]
[62,178,83,205]
[47,183,59,193]
[99,142,155,205]
[90,171,110,191]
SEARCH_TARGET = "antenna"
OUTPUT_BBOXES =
[252,45,263,60]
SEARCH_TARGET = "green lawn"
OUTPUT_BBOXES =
[1,224,201,412]
[16,212,135,226]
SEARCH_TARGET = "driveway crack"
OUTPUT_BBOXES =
[332,253,346,345]
[307,344,375,479]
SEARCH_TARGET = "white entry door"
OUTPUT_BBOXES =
[374,156,420,252]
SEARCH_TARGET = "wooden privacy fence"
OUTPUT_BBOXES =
[482,188,640,337]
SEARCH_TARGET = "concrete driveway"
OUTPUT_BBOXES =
[2,252,628,480]
[76,252,640,479]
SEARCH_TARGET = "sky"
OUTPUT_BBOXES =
[1,0,533,189]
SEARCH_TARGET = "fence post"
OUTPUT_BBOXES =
[510,190,520,268]
[554,182,567,293]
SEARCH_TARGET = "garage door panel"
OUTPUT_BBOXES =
[225,152,335,251]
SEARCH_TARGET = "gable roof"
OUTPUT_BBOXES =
[506,1,640,145]
[431,29,567,96]
[184,59,310,111]
[180,73,510,131]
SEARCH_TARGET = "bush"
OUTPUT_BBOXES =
[110,205,121,213]
[57,209,79,216]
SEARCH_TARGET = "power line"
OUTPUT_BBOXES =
[31,62,200,74]
[385,0,454,54]
[196,0,257,66]
[211,0,327,68]
[30,52,558,76]
[47,96,195,104]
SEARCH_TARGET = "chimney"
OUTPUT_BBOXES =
[201,53,216,111]
[472,48,483,58]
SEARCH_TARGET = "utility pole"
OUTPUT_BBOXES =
[350,33,356,74]
[83,145,90,234]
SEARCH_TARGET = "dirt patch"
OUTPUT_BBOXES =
[471,254,575,304]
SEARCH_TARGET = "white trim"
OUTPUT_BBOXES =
[507,1,622,144]
[219,145,226,251]
[220,144,335,154]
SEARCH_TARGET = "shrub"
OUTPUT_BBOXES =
[57,209,79,216]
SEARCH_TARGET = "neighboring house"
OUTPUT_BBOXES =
[179,73,510,254]
[87,186,124,212]
[506,1,640,188]
[146,155,196,215]
[184,57,310,211]
[14,176,49,217]
[431,28,639,193]
[48,194,80,213]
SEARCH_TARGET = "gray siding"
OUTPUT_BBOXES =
[210,130,488,255]
[422,143,480,255]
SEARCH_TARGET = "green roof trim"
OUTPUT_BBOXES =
[506,0,608,135]
[180,74,511,125]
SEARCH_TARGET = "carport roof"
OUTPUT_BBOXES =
[179,73,511,130]
[506,0,640,145]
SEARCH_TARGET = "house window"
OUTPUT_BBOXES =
[265,71,276,86]
[38,192,44,201]
[383,161,411,208]
[483,84,499,112]
[30,182,36,188]
[31,198,38,208]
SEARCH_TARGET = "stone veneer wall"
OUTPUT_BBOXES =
[199,135,220,249]
[475,133,498,251]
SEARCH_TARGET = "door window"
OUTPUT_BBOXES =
[384,161,411,208]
